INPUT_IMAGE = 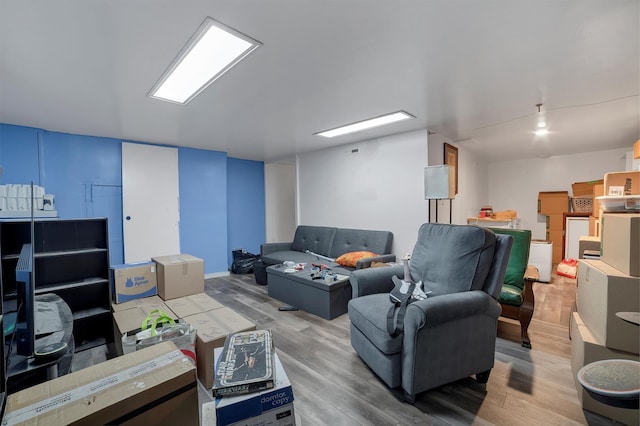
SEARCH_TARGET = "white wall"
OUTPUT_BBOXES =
[426,134,488,225]
[264,162,297,243]
[297,129,429,256]
[488,148,628,240]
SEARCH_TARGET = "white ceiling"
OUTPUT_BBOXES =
[0,0,638,163]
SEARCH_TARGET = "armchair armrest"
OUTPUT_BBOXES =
[524,265,540,282]
[349,265,403,298]
[405,291,501,329]
[260,242,292,257]
[355,254,397,269]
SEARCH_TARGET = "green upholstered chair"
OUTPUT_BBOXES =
[489,228,539,349]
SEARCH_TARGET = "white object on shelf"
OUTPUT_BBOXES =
[596,195,640,212]
[529,240,552,282]
[466,217,521,229]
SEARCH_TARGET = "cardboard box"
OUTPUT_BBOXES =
[111,261,157,304]
[545,214,564,231]
[545,229,563,264]
[578,235,600,259]
[111,295,165,313]
[600,213,640,277]
[592,184,604,218]
[152,254,204,300]
[572,180,604,197]
[184,307,256,389]
[214,348,295,426]
[164,292,223,318]
[570,312,639,425]
[634,139,640,160]
[588,216,597,237]
[577,259,640,354]
[4,341,199,426]
[113,300,178,356]
[604,170,640,195]
[538,191,569,215]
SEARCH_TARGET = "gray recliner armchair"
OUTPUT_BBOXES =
[348,223,513,403]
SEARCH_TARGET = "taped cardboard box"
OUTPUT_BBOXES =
[184,307,256,389]
[570,312,639,425]
[538,191,569,215]
[111,295,165,313]
[4,341,199,426]
[604,170,640,195]
[112,299,178,356]
[152,254,204,300]
[572,180,604,197]
[111,261,157,304]
[214,348,295,426]
[576,259,639,354]
[164,292,224,318]
[600,213,640,277]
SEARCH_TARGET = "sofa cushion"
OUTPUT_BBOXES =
[499,284,524,306]
[328,228,393,260]
[409,224,496,297]
[348,293,403,355]
[335,251,379,268]
[290,226,337,258]
[261,251,317,265]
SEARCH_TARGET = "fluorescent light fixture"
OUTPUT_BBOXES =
[535,128,549,136]
[315,111,415,138]
[149,17,261,104]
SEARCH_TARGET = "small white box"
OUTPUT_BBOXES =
[43,194,55,211]
[5,197,17,211]
[0,185,6,197]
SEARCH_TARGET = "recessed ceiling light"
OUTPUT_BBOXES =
[535,128,549,136]
[537,121,546,128]
[149,17,261,105]
[314,111,415,138]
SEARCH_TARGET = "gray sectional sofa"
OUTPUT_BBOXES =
[260,225,395,276]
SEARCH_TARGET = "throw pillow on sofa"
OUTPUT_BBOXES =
[335,251,379,268]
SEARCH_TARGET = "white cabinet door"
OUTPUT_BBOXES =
[122,142,180,263]
[565,217,589,260]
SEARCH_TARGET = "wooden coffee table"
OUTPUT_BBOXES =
[267,264,351,320]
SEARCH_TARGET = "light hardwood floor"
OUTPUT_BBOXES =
[73,271,619,425]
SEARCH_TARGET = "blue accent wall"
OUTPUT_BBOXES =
[178,147,228,274]
[0,123,266,274]
[227,158,265,267]
[0,125,40,184]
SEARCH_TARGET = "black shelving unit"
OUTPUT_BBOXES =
[0,218,112,352]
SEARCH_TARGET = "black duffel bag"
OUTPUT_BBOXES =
[231,250,259,274]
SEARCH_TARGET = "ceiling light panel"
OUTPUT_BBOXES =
[149,17,261,105]
[315,111,415,138]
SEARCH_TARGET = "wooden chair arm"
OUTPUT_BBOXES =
[524,265,540,282]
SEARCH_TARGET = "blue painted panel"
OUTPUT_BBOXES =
[226,158,265,267]
[92,184,124,265]
[0,124,40,184]
[39,131,121,218]
[178,147,228,274]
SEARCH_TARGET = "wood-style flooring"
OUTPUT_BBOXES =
[72,271,620,425]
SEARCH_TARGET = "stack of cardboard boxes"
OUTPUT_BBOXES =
[110,254,256,389]
[537,191,569,265]
[571,170,639,425]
